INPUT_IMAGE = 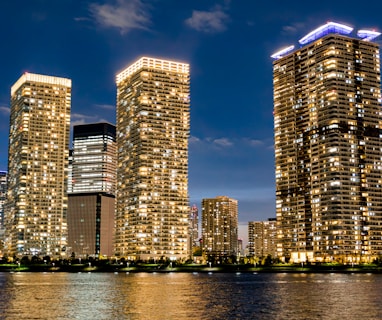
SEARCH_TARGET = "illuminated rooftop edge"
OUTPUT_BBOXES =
[270,45,295,59]
[357,29,381,41]
[116,57,190,84]
[298,21,353,45]
[11,72,72,95]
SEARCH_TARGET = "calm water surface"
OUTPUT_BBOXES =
[0,272,381,319]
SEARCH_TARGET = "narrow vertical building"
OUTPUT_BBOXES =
[188,204,199,256]
[0,171,7,255]
[6,73,71,257]
[67,123,116,257]
[272,22,382,263]
[0,171,7,229]
[116,57,190,261]
[202,196,238,259]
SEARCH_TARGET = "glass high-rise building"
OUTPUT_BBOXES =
[6,73,71,257]
[201,196,238,258]
[272,22,382,263]
[71,123,116,195]
[115,57,190,260]
[67,123,116,257]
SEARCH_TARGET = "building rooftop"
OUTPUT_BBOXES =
[271,21,381,60]
[298,21,353,45]
[11,72,71,95]
[116,57,189,84]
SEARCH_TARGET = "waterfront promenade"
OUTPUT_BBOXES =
[1,261,382,273]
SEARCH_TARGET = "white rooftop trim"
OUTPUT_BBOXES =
[11,72,71,95]
[116,57,189,83]
[357,29,381,41]
[271,45,295,60]
[299,21,353,45]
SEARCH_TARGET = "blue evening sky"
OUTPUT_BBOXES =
[1,1,382,242]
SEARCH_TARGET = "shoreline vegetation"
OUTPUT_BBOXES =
[1,261,382,274]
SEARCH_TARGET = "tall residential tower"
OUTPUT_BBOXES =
[116,57,190,260]
[272,22,382,263]
[6,73,71,257]
[201,196,238,258]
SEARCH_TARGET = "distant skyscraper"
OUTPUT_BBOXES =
[0,171,7,253]
[237,238,243,256]
[188,204,199,255]
[272,22,382,263]
[67,122,116,257]
[115,57,190,260]
[68,150,73,194]
[6,73,71,257]
[248,219,277,258]
[202,196,238,257]
[0,171,6,229]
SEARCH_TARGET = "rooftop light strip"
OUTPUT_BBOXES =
[11,73,72,95]
[116,57,189,83]
[298,22,353,45]
[270,45,295,59]
[357,29,381,41]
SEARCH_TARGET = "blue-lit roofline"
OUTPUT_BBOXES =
[298,22,353,45]
[271,22,381,61]
[270,45,295,60]
[357,29,381,42]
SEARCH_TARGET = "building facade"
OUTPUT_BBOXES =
[201,196,238,258]
[67,123,116,257]
[272,22,382,263]
[71,123,116,195]
[115,57,190,261]
[5,73,71,257]
[188,204,199,256]
[0,171,7,255]
[0,171,6,229]
[248,219,277,258]
[67,193,115,258]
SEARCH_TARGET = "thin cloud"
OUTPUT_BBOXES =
[70,113,98,127]
[70,113,114,127]
[189,135,233,150]
[282,22,306,35]
[89,0,151,34]
[71,119,87,127]
[94,104,115,110]
[190,135,269,149]
[71,113,96,120]
[74,17,90,22]
[0,106,10,115]
[98,118,115,124]
[213,137,233,147]
[189,136,201,144]
[246,138,264,147]
[185,5,229,33]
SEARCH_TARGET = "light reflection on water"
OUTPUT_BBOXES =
[0,272,382,319]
